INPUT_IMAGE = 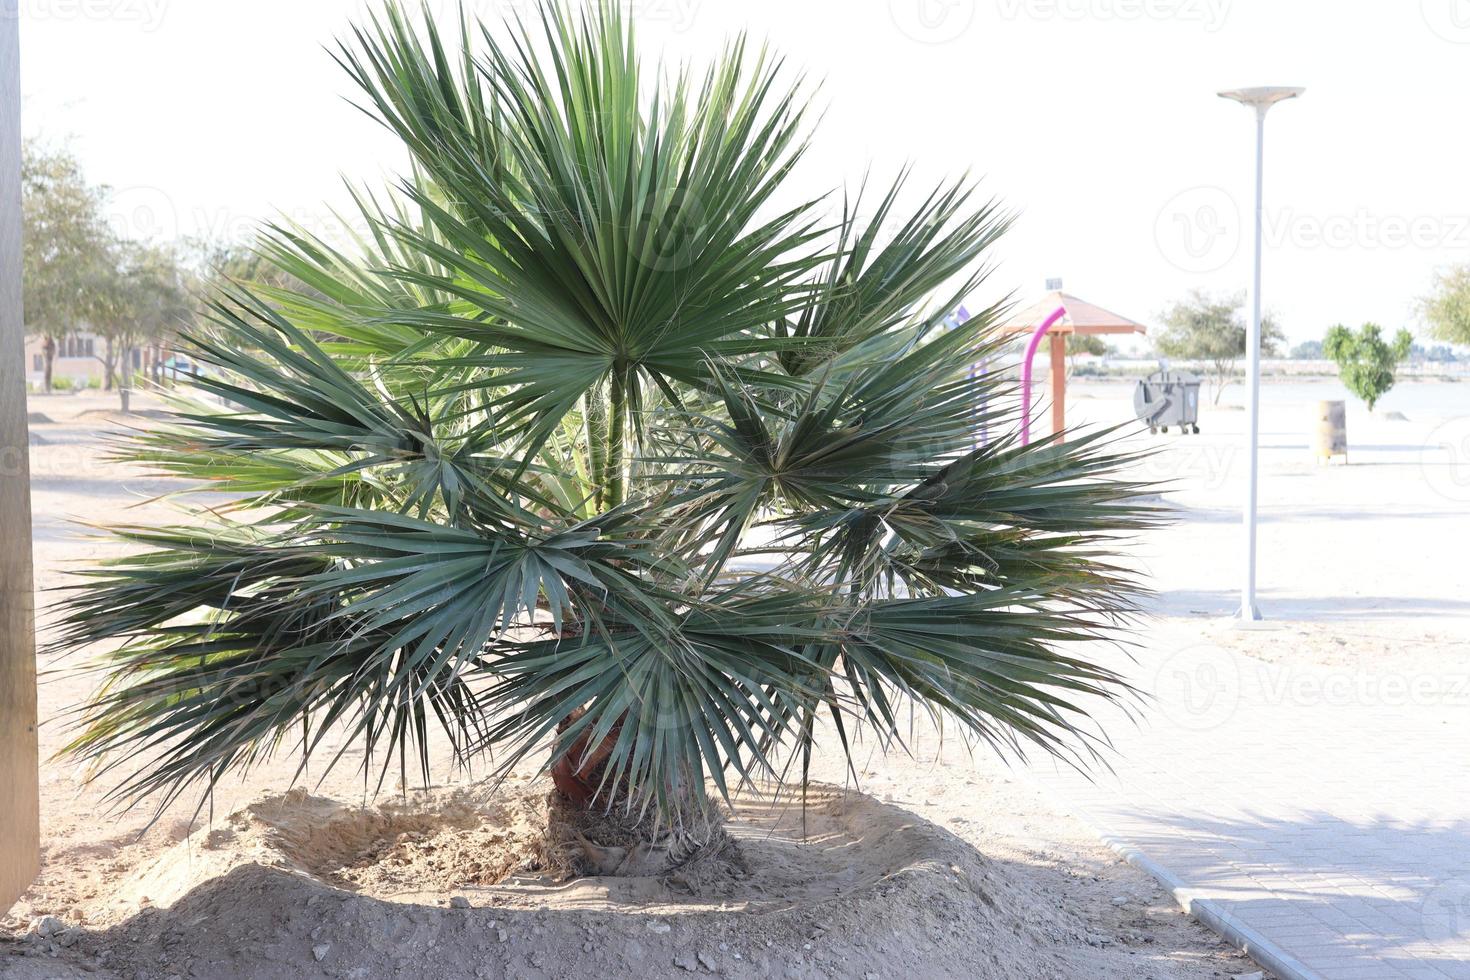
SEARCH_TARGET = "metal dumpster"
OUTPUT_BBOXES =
[1133,369,1201,435]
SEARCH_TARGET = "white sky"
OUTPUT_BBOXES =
[18,0,1470,347]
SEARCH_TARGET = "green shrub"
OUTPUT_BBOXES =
[1323,323,1413,412]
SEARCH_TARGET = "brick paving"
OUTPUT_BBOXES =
[1030,624,1470,979]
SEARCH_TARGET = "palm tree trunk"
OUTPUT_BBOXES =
[546,708,733,878]
[585,389,609,511]
[606,369,627,509]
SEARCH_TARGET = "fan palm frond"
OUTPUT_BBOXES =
[58,0,1161,820]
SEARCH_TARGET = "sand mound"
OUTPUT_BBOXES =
[26,412,54,424]
[104,784,546,914]
[4,781,1114,979]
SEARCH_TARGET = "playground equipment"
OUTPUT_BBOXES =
[1020,307,1067,445]
[944,306,991,446]
[999,288,1150,445]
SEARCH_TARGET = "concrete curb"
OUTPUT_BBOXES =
[1091,829,1322,980]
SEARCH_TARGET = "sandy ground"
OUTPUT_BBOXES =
[14,376,1460,978]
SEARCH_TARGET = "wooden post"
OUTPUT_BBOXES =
[1049,332,1067,441]
[0,0,39,912]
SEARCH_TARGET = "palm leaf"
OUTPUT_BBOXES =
[58,0,1162,821]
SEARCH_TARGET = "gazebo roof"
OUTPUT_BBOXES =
[997,291,1149,336]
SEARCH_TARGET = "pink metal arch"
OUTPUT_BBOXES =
[1020,305,1067,446]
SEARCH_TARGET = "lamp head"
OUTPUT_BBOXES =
[1218,86,1305,112]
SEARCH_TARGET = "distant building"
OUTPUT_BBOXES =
[23,331,160,388]
[24,331,101,387]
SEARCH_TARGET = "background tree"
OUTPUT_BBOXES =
[1291,339,1324,360]
[20,141,114,391]
[55,2,1158,872]
[161,236,318,386]
[1419,265,1470,347]
[1155,290,1283,404]
[92,241,192,410]
[1065,333,1109,378]
[183,236,316,295]
[1323,323,1414,412]
[1411,343,1461,364]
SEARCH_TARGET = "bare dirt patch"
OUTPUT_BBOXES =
[0,780,1232,979]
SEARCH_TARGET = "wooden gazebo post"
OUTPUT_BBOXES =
[1049,332,1066,438]
[0,0,39,912]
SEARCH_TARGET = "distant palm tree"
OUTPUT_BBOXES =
[57,2,1156,872]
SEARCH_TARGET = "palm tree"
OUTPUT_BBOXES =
[56,2,1157,874]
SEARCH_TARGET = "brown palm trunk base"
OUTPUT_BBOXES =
[544,709,743,884]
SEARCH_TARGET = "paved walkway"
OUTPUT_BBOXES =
[1029,624,1470,980]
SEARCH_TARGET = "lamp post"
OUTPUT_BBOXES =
[1218,86,1303,622]
[0,0,39,912]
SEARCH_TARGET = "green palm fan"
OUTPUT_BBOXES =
[55,0,1158,871]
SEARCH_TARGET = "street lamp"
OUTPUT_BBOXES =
[0,0,40,910]
[1218,86,1303,623]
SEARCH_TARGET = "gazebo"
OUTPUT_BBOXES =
[996,289,1149,442]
